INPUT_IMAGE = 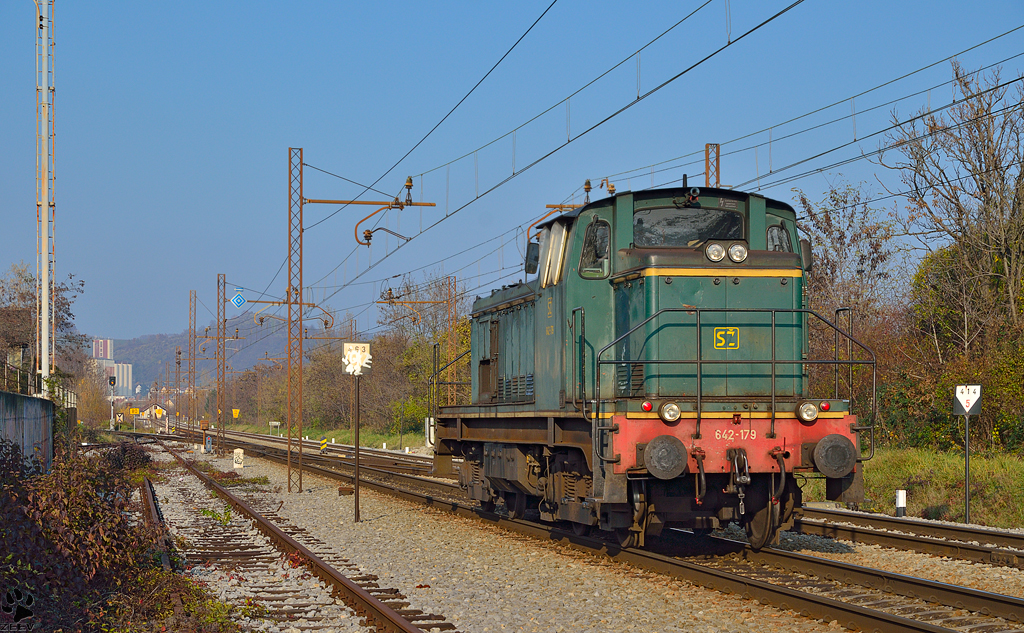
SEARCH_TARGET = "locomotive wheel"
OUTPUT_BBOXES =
[745,499,780,550]
[614,528,638,548]
[503,491,527,519]
[479,499,496,513]
[571,522,591,537]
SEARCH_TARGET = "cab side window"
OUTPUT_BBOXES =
[579,220,610,279]
[766,224,793,253]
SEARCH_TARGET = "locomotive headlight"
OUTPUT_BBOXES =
[659,401,682,423]
[706,243,726,262]
[728,243,748,263]
[797,401,819,422]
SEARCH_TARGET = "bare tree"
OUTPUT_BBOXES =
[794,181,898,411]
[879,61,1024,332]
[795,181,897,317]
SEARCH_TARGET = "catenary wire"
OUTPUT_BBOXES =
[304,0,560,232]
[307,0,807,310]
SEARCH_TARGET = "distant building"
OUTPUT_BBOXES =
[113,364,132,398]
[90,339,132,397]
[92,339,113,360]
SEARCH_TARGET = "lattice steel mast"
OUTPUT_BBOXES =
[217,273,226,454]
[287,149,304,492]
[189,290,197,435]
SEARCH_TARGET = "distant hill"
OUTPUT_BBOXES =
[112,316,289,392]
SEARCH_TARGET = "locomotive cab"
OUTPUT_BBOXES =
[435,185,875,549]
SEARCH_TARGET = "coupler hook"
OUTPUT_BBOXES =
[728,449,751,515]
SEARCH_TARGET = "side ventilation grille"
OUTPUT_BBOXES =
[496,374,535,403]
[616,363,644,397]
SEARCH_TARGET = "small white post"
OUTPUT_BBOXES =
[382,442,387,450]
[896,490,907,517]
[331,438,335,444]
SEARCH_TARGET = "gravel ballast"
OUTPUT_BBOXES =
[150,448,372,633]
[185,446,849,633]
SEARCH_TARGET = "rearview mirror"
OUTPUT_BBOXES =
[525,241,540,275]
[800,238,814,272]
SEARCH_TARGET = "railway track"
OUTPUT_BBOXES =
[130,430,1024,570]
[158,429,441,476]
[144,441,459,632]
[185,433,1024,633]
[795,507,1024,568]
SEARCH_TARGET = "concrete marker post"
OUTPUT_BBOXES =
[896,489,906,517]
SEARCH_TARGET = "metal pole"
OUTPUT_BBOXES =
[286,148,304,493]
[217,273,226,454]
[354,374,361,523]
[399,401,405,451]
[37,1,52,396]
[964,414,970,524]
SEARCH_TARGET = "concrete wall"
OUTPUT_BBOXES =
[0,391,53,471]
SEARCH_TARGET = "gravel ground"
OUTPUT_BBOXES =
[150,448,371,633]
[179,445,846,633]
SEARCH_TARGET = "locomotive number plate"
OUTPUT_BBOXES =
[714,327,739,349]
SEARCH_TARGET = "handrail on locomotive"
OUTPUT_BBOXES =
[428,343,472,420]
[565,307,877,465]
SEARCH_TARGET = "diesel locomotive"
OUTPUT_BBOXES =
[432,183,875,549]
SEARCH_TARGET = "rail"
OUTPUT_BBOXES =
[589,308,876,462]
[161,441,427,633]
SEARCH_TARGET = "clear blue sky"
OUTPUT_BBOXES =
[1,1,1022,350]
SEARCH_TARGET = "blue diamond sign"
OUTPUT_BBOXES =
[230,292,246,309]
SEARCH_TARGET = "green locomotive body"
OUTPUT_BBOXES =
[434,185,874,548]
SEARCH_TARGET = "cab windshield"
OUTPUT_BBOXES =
[633,207,743,247]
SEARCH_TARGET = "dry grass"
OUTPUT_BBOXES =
[800,448,1024,528]
[229,423,427,452]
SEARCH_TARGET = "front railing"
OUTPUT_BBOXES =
[428,344,471,421]
[576,308,875,464]
[2,361,38,396]
[1,361,77,409]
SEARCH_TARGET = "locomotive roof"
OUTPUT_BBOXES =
[535,186,796,231]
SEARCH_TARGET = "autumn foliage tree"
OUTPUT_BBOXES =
[876,62,1024,450]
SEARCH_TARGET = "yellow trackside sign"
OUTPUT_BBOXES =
[714,327,739,350]
[129,408,140,415]
[232,409,240,419]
